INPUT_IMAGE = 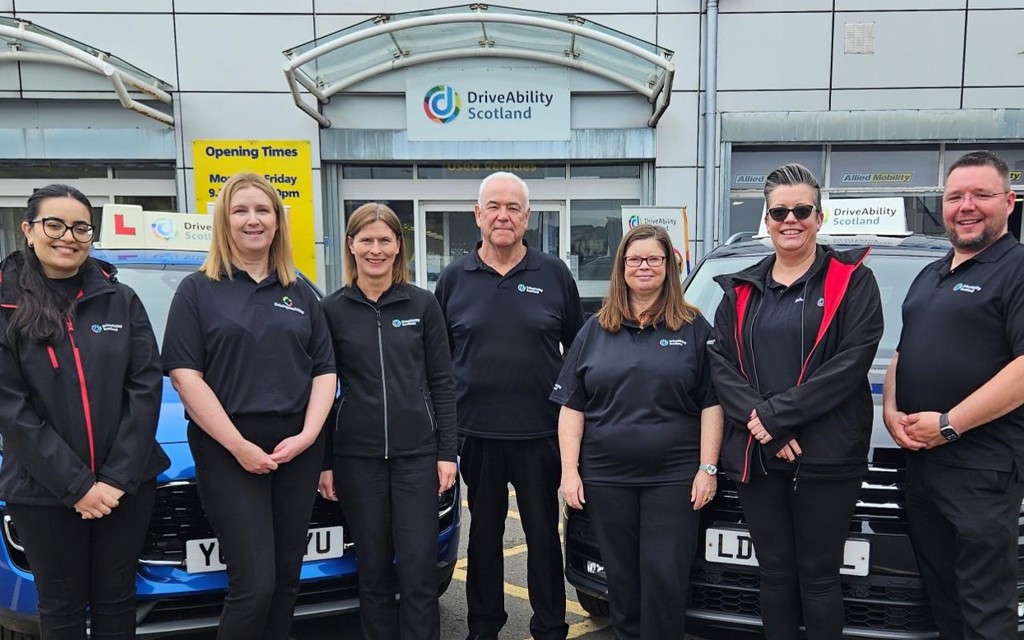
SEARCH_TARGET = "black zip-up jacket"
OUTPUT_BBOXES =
[708,245,883,483]
[0,252,169,508]
[321,283,457,462]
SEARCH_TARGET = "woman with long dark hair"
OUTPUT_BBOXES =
[0,184,169,639]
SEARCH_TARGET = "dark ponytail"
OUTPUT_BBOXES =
[8,185,93,344]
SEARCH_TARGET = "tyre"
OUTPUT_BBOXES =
[576,590,610,617]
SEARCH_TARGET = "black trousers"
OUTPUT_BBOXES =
[586,483,701,640]
[188,414,324,640]
[334,454,440,640]
[7,481,156,640]
[460,436,568,640]
[906,456,1024,640]
[735,470,862,640]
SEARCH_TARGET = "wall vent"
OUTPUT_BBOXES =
[844,22,875,54]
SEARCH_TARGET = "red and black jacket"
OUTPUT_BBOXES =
[708,246,883,483]
[0,251,169,508]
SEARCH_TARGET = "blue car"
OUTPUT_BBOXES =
[0,246,460,639]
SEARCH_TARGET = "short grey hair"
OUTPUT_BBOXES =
[764,163,822,212]
[478,171,530,208]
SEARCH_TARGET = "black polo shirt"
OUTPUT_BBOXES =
[752,271,811,397]
[550,315,718,486]
[896,233,1024,475]
[162,268,335,416]
[434,244,584,439]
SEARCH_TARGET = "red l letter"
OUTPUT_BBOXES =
[114,214,137,236]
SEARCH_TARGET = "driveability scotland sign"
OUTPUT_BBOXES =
[406,67,570,142]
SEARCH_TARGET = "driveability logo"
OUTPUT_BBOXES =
[151,217,177,241]
[91,323,123,333]
[953,282,982,293]
[423,85,461,124]
[274,295,305,314]
[628,215,641,229]
[517,283,543,295]
[392,318,421,328]
[659,339,687,347]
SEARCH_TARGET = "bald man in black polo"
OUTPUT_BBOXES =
[435,172,582,640]
[884,151,1024,640]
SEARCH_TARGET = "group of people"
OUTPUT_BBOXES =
[0,153,1020,640]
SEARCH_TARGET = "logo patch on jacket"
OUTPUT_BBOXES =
[91,323,123,333]
[517,283,543,295]
[392,318,420,328]
[659,339,687,347]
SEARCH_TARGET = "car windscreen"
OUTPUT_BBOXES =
[683,253,933,357]
[110,265,195,345]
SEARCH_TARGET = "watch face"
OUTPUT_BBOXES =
[940,427,959,442]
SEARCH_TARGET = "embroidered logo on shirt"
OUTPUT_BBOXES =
[274,296,306,315]
[952,282,982,293]
[794,297,804,304]
[659,339,687,347]
[91,323,123,334]
[392,318,421,328]
[517,283,544,295]
[817,297,825,307]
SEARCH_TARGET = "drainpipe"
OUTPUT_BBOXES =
[701,0,720,259]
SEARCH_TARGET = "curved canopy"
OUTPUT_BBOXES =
[0,17,174,126]
[282,4,675,129]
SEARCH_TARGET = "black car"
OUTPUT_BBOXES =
[563,233,1024,639]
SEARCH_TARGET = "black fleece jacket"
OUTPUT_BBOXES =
[321,283,457,462]
[0,252,169,508]
[708,245,883,482]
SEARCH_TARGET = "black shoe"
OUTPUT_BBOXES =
[465,634,498,640]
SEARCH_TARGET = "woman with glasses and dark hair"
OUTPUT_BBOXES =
[708,164,884,640]
[0,185,169,639]
[163,173,336,640]
[552,224,723,639]
[317,202,456,640]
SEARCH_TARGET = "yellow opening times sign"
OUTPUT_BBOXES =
[193,140,316,281]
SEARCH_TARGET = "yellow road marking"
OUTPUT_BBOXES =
[504,543,529,557]
[567,618,611,638]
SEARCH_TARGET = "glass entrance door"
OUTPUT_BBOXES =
[420,201,565,290]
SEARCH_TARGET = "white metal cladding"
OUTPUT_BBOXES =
[281,4,675,129]
[0,17,174,126]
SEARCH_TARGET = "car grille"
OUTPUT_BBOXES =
[690,564,937,632]
[140,481,347,564]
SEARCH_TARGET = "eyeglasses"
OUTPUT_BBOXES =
[767,205,816,222]
[30,217,95,242]
[624,255,666,268]
[942,191,1008,205]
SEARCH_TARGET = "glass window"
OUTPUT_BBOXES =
[0,208,22,259]
[343,200,416,283]
[946,144,1024,187]
[729,145,824,190]
[110,265,194,344]
[829,144,940,189]
[725,198,765,237]
[0,164,109,179]
[341,165,415,179]
[569,163,641,179]
[418,162,565,180]
[571,199,639,282]
[112,165,176,180]
[524,210,559,257]
[425,210,478,283]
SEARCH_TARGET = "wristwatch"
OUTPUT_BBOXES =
[698,463,718,476]
[938,413,961,442]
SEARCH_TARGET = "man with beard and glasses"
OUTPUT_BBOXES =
[883,150,1024,640]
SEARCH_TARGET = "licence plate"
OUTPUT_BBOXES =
[184,526,344,574]
[705,527,870,577]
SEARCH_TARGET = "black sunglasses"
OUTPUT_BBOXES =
[767,205,816,222]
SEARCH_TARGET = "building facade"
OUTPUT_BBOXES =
[1,0,1022,292]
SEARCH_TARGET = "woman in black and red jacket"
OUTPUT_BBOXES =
[708,164,883,640]
[0,185,168,640]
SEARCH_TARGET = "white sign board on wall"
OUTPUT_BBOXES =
[406,67,570,142]
[621,206,697,275]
